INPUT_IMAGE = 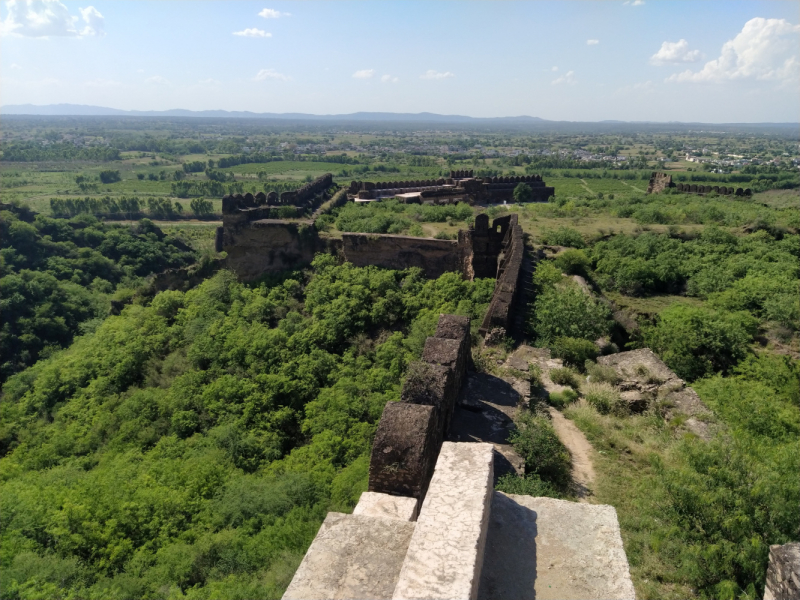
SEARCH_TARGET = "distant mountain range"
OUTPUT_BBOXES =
[2,105,796,129]
[1,104,550,123]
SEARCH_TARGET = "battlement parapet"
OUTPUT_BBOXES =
[674,182,751,196]
[222,173,334,217]
[479,214,525,336]
[369,314,471,501]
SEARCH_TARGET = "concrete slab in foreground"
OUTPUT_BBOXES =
[282,512,415,600]
[478,493,636,600]
[393,442,494,600]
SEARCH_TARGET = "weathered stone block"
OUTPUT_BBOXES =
[764,542,800,600]
[282,512,415,600]
[369,403,440,499]
[353,492,419,521]
[393,442,494,600]
[478,493,636,600]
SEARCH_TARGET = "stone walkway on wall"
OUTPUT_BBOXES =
[447,372,527,481]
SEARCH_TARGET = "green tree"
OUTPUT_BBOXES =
[512,182,533,203]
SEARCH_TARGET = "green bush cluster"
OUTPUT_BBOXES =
[551,336,599,369]
[0,210,195,382]
[539,226,586,248]
[530,266,613,344]
[592,228,799,315]
[334,200,473,235]
[508,410,572,492]
[0,257,494,599]
[642,304,758,381]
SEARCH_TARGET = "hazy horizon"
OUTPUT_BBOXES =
[1,1,799,123]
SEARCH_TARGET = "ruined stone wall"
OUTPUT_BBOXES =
[222,219,324,281]
[764,543,800,600]
[222,173,334,218]
[346,174,553,204]
[479,214,525,336]
[341,233,471,279]
[674,182,752,196]
[647,172,752,196]
[369,314,471,500]
[647,171,674,194]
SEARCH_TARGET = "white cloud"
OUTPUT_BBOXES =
[254,68,289,81]
[198,78,221,85]
[79,6,104,36]
[420,69,454,80]
[145,75,169,85]
[0,0,104,38]
[586,39,599,45]
[552,70,576,85]
[10,63,22,69]
[352,69,375,79]
[650,39,702,65]
[623,0,645,6]
[668,17,800,83]
[233,28,271,37]
[381,74,399,83]
[551,66,558,72]
[258,8,289,18]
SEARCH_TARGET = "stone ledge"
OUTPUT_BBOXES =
[354,492,419,522]
[478,493,636,600]
[392,442,494,600]
[282,512,415,600]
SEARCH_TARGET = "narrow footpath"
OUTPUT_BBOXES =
[506,345,598,502]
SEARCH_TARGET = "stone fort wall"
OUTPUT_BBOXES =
[647,171,752,196]
[368,314,472,501]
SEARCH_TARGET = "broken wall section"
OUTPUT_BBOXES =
[479,214,525,337]
[369,314,471,501]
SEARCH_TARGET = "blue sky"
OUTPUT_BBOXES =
[1,0,798,122]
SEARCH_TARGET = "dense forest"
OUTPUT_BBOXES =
[0,206,196,382]
[0,256,494,599]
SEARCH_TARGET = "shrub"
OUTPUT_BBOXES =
[583,381,623,415]
[540,226,586,248]
[512,183,534,203]
[552,337,599,369]
[495,473,562,498]
[532,285,613,344]
[531,261,563,290]
[99,170,121,184]
[585,361,621,385]
[509,410,572,489]
[549,367,582,388]
[549,388,579,409]
[555,249,591,276]
[642,305,758,381]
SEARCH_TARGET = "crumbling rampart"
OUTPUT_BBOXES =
[647,171,752,196]
[647,171,674,194]
[479,214,525,337]
[348,174,553,204]
[222,219,326,281]
[222,173,334,218]
[674,182,752,196]
[368,314,471,500]
[341,233,471,279]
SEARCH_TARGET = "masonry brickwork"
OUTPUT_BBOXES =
[647,171,752,196]
[348,173,553,204]
[368,314,471,501]
[479,214,525,336]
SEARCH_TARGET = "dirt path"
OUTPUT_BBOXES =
[620,180,647,194]
[547,407,596,501]
[508,345,598,502]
